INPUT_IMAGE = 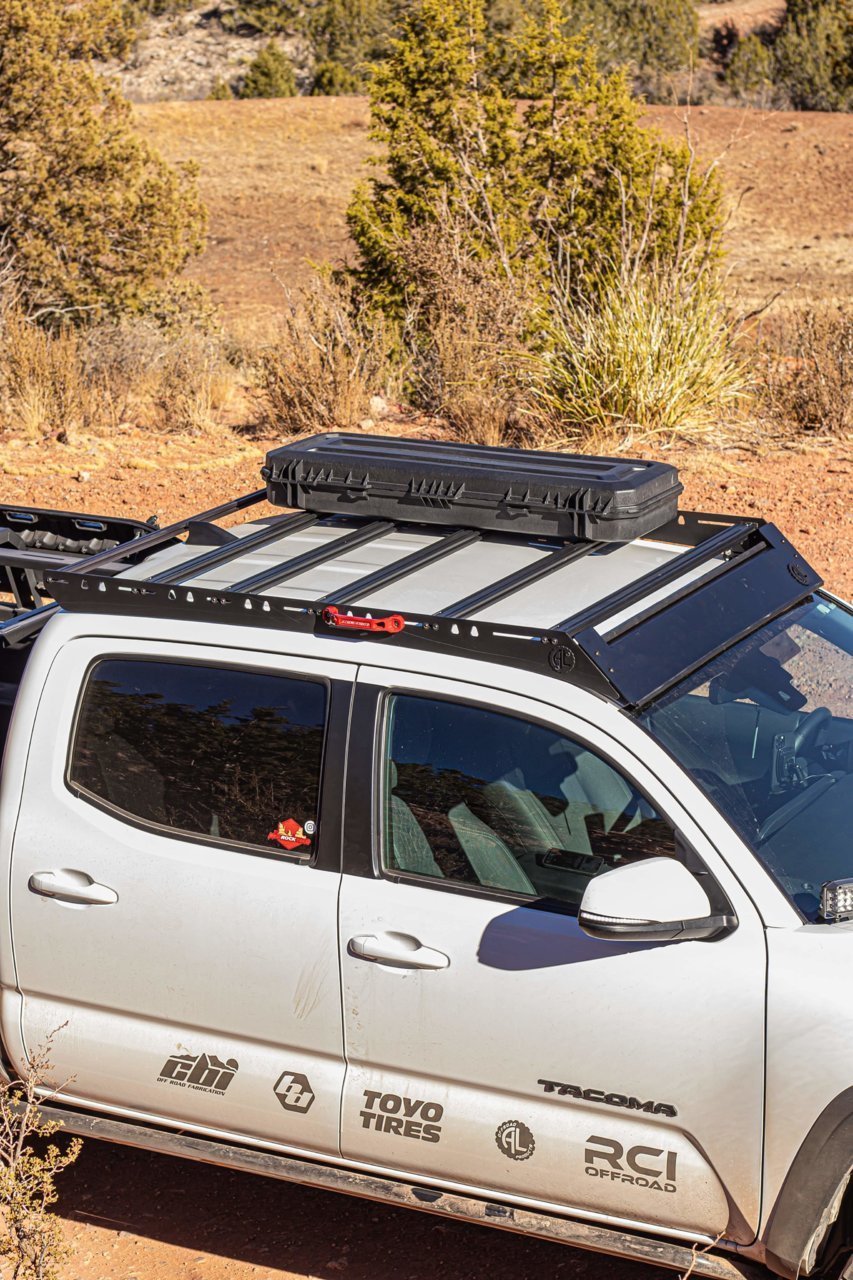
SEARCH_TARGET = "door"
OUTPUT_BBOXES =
[338,668,767,1241]
[9,636,353,1157]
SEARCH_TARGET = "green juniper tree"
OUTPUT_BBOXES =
[239,39,298,96]
[0,0,206,322]
[347,0,724,317]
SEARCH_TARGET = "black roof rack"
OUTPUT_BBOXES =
[0,505,155,646]
[41,439,823,709]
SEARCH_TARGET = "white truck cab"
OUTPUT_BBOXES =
[0,435,850,1280]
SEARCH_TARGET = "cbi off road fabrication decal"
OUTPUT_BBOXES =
[273,1071,315,1113]
[158,1052,238,1095]
[539,1078,678,1117]
[495,1120,535,1161]
[585,1136,678,1193]
[360,1091,443,1143]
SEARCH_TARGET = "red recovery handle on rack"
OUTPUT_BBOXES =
[321,607,405,634]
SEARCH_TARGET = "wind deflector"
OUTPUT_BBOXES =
[263,433,683,543]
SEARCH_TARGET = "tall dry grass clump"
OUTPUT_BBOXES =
[0,309,100,439]
[258,277,400,434]
[761,306,852,437]
[536,264,749,443]
[0,307,240,439]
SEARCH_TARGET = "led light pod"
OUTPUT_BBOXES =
[820,879,853,923]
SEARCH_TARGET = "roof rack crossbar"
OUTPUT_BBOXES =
[71,488,268,575]
[438,540,607,620]
[0,547,88,574]
[230,520,393,595]
[558,523,754,634]
[149,512,319,586]
[318,528,481,607]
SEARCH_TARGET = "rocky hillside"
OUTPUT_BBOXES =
[114,4,313,101]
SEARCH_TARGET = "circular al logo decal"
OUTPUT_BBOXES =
[495,1119,535,1161]
[304,820,316,835]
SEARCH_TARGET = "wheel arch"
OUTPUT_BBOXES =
[763,1086,853,1278]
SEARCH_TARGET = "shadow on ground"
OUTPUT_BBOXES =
[55,1139,671,1280]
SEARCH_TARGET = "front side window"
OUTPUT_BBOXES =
[69,659,327,855]
[382,694,676,908]
[639,595,853,921]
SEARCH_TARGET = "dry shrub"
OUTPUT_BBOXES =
[760,306,852,437]
[0,309,99,438]
[398,222,541,446]
[535,265,750,442]
[258,277,399,435]
[0,1030,82,1280]
[83,322,238,435]
[0,309,239,439]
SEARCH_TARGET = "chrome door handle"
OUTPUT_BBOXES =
[348,932,449,970]
[28,870,118,906]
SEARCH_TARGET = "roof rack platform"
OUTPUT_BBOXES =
[42,475,823,709]
[263,434,683,543]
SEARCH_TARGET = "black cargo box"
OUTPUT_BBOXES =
[263,434,682,543]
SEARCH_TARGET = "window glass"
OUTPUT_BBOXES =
[383,694,676,907]
[639,596,853,921]
[69,659,326,855]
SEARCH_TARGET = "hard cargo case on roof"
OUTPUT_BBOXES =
[263,434,683,543]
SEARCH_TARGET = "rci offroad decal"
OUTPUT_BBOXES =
[539,1078,678,1118]
[158,1052,238,1096]
[360,1091,443,1143]
[585,1136,677,1193]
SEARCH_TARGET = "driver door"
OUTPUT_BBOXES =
[339,667,766,1242]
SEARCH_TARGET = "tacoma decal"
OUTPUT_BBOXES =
[539,1078,677,1117]
[273,1071,315,1113]
[158,1052,238,1095]
[360,1091,443,1143]
[585,1136,677,1193]
[495,1120,535,1161]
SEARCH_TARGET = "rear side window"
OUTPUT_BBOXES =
[383,694,676,908]
[69,659,326,856]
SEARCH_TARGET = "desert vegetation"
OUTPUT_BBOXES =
[0,0,849,451]
[716,0,853,109]
[0,1033,81,1280]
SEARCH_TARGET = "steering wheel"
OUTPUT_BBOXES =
[793,706,831,757]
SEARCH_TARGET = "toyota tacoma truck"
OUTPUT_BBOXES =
[1,434,852,1280]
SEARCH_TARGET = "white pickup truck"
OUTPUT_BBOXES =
[1,435,852,1280]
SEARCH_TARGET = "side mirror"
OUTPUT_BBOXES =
[578,857,738,943]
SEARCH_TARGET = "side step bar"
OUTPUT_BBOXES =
[44,1104,758,1279]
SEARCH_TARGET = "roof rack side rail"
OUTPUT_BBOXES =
[318,528,481,607]
[438,540,607,621]
[150,512,319,586]
[558,523,755,634]
[71,488,268,574]
[230,520,393,594]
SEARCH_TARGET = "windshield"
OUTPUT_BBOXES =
[638,595,853,920]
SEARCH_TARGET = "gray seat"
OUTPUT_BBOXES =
[387,763,444,878]
[448,801,536,894]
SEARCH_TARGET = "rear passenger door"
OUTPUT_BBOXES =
[338,667,766,1242]
[9,637,353,1158]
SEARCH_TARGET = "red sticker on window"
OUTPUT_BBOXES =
[268,819,312,850]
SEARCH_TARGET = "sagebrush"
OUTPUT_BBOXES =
[0,1032,82,1280]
